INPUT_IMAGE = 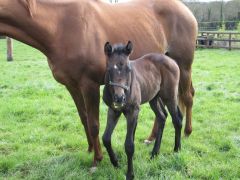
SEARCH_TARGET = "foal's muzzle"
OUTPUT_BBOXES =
[112,94,126,109]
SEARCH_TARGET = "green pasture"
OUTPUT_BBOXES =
[0,41,240,179]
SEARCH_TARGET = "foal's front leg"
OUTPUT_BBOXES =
[102,108,121,167]
[124,107,139,180]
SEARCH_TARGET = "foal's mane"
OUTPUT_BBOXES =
[112,44,128,55]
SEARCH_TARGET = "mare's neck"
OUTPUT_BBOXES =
[0,0,85,56]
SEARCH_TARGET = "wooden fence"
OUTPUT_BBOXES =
[197,31,240,50]
[1,31,240,61]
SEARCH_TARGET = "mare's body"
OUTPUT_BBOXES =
[102,42,182,180]
[0,0,197,166]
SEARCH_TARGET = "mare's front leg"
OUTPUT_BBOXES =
[124,106,139,180]
[81,81,103,167]
[102,108,121,167]
[66,86,93,152]
[149,97,167,158]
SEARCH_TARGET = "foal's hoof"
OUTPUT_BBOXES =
[144,139,153,145]
[174,146,181,152]
[89,166,98,174]
[150,152,159,159]
[126,173,134,180]
[112,160,119,168]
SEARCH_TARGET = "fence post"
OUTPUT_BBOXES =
[7,37,13,61]
[206,32,209,48]
[229,33,232,50]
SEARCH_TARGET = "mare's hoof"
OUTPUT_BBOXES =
[90,156,103,173]
[144,139,153,145]
[184,128,192,137]
[89,166,98,174]
[96,155,103,162]
[88,146,93,153]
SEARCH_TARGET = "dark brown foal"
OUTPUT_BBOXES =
[102,41,183,180]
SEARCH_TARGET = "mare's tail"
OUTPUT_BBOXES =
[178,95,186,118]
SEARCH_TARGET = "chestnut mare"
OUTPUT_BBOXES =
[0,0,197,167]
[102,41,182,179]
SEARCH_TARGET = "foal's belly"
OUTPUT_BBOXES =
[140,82,161,104]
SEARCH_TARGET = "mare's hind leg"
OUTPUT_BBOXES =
[179,70,194,136]
[149,97,167,158]
[66,86,93,152]
[146,72,194,141]
[165,101,183,152]
[102,108,121,167]
[144,118,158,144]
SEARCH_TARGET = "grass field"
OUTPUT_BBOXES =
[0,40,240,179]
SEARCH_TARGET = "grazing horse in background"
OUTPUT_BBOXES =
[102,41,182,180]
[0,0,197,167]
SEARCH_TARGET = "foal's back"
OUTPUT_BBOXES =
[132,53,180,104]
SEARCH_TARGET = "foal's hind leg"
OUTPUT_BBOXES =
[165,101,183,152]
[102,108,121,167]
[149,97,167,158]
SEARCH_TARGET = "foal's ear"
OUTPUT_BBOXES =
[125,41,133,55]
[104,42,112,56]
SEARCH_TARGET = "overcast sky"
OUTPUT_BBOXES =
[107,0,230,2]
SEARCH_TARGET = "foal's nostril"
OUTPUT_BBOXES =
[114,95,119,102]
[122,95,126,102]
[113,94,126,104]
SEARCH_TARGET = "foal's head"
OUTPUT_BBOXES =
[104,41,133,110]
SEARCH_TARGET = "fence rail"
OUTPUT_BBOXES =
[198,21,240,31]
[197,31,240,50]
[1,32,240,61]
